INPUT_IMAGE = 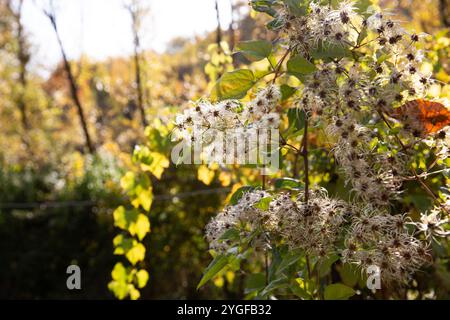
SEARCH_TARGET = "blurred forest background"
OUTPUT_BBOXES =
[0,0,449,299]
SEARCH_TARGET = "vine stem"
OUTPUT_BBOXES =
[302,114,309,203]
[378,111,450,215]
[272,49,290,84]
[265,250,269,286]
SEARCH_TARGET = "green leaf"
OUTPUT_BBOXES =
[260,275,289,297]
[219,228,240,242]
[266,17,285,31]
[276,250,302,275]
[287,108,306,131]
[274,178,302,190]
[324,283,356,300]
[355,0,372,15]
[282,0,308,16]
[287,55,316,79]
[250,0,278,17]
[254,196,273,211]
[236,40,272,61]
[280,84,297,101]
[357,28,368,46]
[211,69,256,101]
[290,278,313,300]
[245,273,266,294]
[339,263,359,287]
[316,254,339,277]
[197,254,230,289]
[311,42,352,61]
[229,186,255,205]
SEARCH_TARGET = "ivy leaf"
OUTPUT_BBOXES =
[211,69,256,101]
[229,186,255,205]
[236,40,273,61]
[140,151,169,180]
[135,269,149,288]
[108,263,130,300]
[112,234,134,255]
[197,254,230,289]
[128,284,140,300]
[108,280,129,300]
[198,165,216,185]
[287,55,317,79]
[111,262,128,282]
[126,242,146,265]
[133,186,153,212]
[133,214,151,241]
[120,171,135,192]
[324,283,356,300]
[113,206,138,230]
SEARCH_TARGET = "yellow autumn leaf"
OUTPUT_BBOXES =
[141,152,169,179]
[133,214,150,241]
[218,171,232,186]
[198,165,215,185]
[136,269,149,288]
[126,242,146,265]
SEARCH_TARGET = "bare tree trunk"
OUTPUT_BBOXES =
[7,0,31,152]
[127,3,148,128]
[215,0,222,47]
[44,7,95,154]
[439,0,450,27]
[133,36,147,128]
[228,0,236,51]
